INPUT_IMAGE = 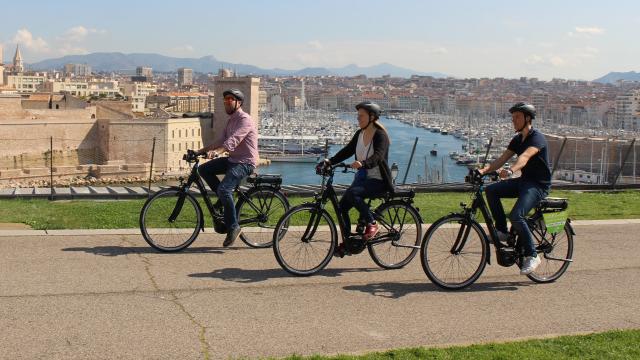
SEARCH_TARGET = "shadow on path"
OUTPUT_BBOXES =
[62,246,226,256]
[189,267,384,283]
[343,280,535,298]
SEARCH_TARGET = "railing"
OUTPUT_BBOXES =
[1,135,638,200]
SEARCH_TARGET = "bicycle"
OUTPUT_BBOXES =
[139,151,289,252]
[272,162,423,276]
[420,168,575,290]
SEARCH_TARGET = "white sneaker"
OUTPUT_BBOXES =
[520,255,542,275]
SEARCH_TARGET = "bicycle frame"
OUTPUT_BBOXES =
[169,156,280,231]
[450,172,518,265]
[455,172,575,266]
[305,163,416,247]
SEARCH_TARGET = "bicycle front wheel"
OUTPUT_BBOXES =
[421,214,488,290]
[368,200,423,269]
[139,189,202,252]
[527,221,574,283]
[236,186,289,248]
[273,204,337,276]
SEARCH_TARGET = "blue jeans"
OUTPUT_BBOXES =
[198,158,254,230]
[484,178,549,257]
[339,176,387,234]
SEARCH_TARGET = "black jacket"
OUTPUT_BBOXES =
[329,128,394,191]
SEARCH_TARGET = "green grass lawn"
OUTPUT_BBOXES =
[278,329,640,360]
[1,190,639,230]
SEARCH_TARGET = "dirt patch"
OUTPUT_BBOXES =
[0,223,32,230]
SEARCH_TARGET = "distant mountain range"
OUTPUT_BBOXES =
[27,52,447,78]
[593,71,640,84]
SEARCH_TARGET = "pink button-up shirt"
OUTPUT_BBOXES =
[217,108,259,167]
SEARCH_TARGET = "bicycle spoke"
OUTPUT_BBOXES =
[274,206,336,276]
[421,216,487,289]
[368,202,421,269]
[238,189,288,248]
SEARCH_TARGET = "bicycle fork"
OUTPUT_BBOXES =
[451,219,473,255]
[301,207,324,242]
[168,190,187,223]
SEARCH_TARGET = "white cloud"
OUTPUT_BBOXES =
[549,56,566,66]
[171,44,195,54]
[221,40,454,71]
[524,54,567,67]
[576,47,599,59]
[308,40,323,50]
[575,26,604,35]
[524,55,544,65]
[58,45,89,56]
[9,26,108,58]
[569,26,605,38]
[427,47,448,55]
[523,46,600,70]
[64,26,89,42]
[12,28,50,53]
[59,26,107,42]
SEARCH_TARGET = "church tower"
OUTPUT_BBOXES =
[13,44,24,73]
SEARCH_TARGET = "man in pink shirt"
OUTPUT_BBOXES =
[195,89,259,246]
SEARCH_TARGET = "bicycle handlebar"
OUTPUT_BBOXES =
[183,149,225,163]
[332,162,349,170]
[465,168,499,185]
[183,150,202,163]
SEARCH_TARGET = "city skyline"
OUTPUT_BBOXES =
[1,0,639,80]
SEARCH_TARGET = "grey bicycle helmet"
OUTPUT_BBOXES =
[355,101,382,118]
[222,88,245,102]
[509,102,536,119]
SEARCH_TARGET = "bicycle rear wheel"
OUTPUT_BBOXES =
[420,214,488,290]
[139,189,202,252]
[368,200,422,269]
[527,220,574,283]
[273,204,337,276]
[236,187,289,248]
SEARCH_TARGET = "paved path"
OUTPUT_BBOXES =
[1,220,639,359]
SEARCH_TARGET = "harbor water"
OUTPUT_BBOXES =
[258,117,472,185]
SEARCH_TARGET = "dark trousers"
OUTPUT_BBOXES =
[198,157,254,230]
[339,176,387,234]
[484,178,549,257]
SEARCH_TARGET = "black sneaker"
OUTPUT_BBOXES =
[223,226,242,247]
[213,201,224,215]
[333,243,346,258]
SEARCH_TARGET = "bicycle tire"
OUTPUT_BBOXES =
[272,204,337,276]
[139,189,202,252]
[420,214,488,290]
[526,220,574,283]
[236,186,289,248]
[368,200,423,269]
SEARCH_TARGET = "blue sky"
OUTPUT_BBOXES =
[1,0,638,80]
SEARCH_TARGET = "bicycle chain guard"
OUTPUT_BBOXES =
[344,236,367,255]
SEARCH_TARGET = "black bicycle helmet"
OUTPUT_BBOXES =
[222,88,245,102]
[509,102,536,119]
[355,101,382,118]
